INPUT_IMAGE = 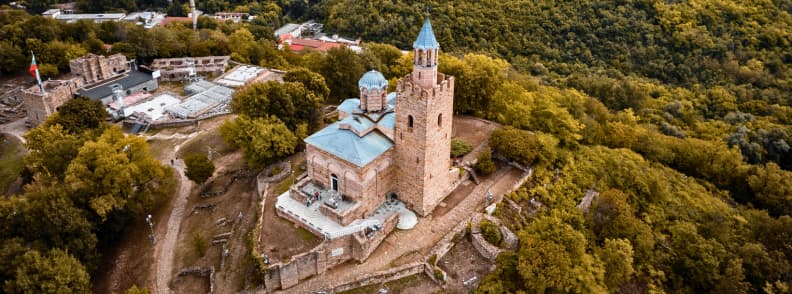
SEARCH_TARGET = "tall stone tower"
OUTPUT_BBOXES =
[395,18,455,216]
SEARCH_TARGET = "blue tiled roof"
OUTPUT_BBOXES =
[379,112,396,130]
[305,117,394,167]
[386,92,397,107]
[358,70,388,90]
[413,18,440,50]
[346,116,375,133]
[338,98,361,114]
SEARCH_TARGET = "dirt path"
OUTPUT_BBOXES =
[0,118,27,144]
[272,166,525,293]
[153,145,194,294]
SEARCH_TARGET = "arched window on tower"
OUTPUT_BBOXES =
[427,50,432,66]
[408,115,414,129]
[417,50,424,65]
[438,113,442,127]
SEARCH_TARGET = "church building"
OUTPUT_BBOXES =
[275,18,458,262]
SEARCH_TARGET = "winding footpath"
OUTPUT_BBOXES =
[152,142,194,294]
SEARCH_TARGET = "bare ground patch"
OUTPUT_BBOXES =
[170,151,260,293]
[438,237,495,293]
[339,274,441,294]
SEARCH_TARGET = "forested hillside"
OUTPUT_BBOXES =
[0,0,790,292]
[308,1,792,292]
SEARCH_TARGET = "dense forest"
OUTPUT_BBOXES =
[1,0,791,292]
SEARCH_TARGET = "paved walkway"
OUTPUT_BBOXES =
[270,166,525,293]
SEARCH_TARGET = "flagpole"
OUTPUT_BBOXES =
[30,51,46,95]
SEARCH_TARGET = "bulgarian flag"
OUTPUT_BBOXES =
[29,52,45,94]
[29,52,38,78]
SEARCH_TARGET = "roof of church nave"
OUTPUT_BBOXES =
[306,93,397,167]
[304,115,394,167]
[413,18,440,50]
[358,70,388,91]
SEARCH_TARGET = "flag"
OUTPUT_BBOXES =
[29,52,45,95]
[29,53,38,78]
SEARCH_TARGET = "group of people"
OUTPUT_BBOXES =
[305,191,323,207]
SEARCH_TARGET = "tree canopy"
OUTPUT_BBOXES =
[184,153,215,184]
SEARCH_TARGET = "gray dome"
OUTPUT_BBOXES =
[358,70,388,91]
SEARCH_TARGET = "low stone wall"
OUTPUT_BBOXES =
[259,161,291,184]
[264,213,399,291]
[470,233,502,262]
[124,111,231,130]
[331,262,426,293]
[174,266,215,293]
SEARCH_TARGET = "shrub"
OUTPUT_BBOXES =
[451,139,473,157]
[476,148,496,175]
[434,268,446,281]
[480,219,503,247]
[268,166,283,177]
[191,232,208,257]
[184,153,215,184]
[489,127,539,166]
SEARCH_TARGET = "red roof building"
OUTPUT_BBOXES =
[282,36,344,52]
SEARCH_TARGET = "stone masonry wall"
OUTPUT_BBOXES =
[305,145,395,222]
[394,72,455,216]
[21,78,82,126]
[151,56,230,81]
[69,53,127,85]
[264,213,398,291]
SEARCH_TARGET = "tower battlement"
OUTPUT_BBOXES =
[21,78,82,127]
[396,73,454,99]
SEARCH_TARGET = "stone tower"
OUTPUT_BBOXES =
[395,18,455,216]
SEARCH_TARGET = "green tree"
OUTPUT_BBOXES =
[475,148,496,176]
[475,251,522,293]
[488,127,540,166]
[0,238,27,285]
[748,163,792,216]
[231,81,323,132]
[64,127,173,219]
[517,215,606,293]
[283,67,330,102]
[46,97,108,135]
[184,153,215,184]
[450,139,472,157]
[361,42,404,77]
[124,285,150,294]
[480,219,502,247]
[598,238,635,291]
[228,28,255,63]
[317,47,366,103]
[0,41,25,73]
[23,124,84,180]
[440,54,508,115]
[667,221,749,292]
[13,185,98,267]
[220,116,297,168]
[3,249,90,294]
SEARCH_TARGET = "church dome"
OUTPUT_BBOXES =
[358,70,388,91]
